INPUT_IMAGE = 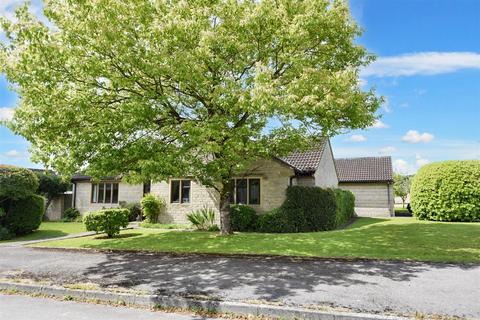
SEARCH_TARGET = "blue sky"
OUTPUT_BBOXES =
[0,0,479,174]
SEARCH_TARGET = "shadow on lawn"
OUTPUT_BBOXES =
[79,221,480,300]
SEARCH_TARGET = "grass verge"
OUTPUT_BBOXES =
[1,222,86,243]
[31,218,480,263]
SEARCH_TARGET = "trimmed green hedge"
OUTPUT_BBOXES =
[334,189,355,226]
[230,204,258,232]
[0,167,39,200]
[411,160,480,222]
[4,194,44,235]
[234,186,355,233]
[84,208,129,237]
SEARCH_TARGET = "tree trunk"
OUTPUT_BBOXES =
[219,187,233,235]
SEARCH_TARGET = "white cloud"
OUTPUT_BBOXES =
[371,119,389,129]
[415,154,430,167]
[4,149,23,158]
[382,98,392,113]
[393,155,430,175]
[362,52,480,78]
[379,146,396,155]
[347,134,367,142]
[0,107,15,121]
[402,130,434,144]
[393,159,416,175]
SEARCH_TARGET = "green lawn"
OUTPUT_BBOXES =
[1,222,86,243]
[139,222,190,229]
[31,218,480,263]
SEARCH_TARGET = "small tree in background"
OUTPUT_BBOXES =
[394,173,411,208]
[36,173,70,214]
[2,0,382,234]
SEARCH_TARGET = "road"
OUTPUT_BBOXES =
[0,245,479,318]
[0,294,213,320]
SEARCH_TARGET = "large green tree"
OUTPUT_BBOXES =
[1,0,381,234]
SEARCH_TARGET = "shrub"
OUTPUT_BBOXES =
[140,194,164,223]
[0,226,12,240]
[230,204,258,232]
[62,208,80,222]
[0,167,39,200]
[282,186,337,232]
[187,207,217,231]
[119,201,142,222]
[256,208,301,233]
[257,186,355,233]
[4,194,44,235]
[333,189,355,226]
[83,209,129,238]
[411,160,480,222]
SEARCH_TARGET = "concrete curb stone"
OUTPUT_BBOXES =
[0,281,408,320]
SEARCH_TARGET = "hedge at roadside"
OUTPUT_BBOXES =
[231,186,355,233]
[3,194,44,235]
[84,208,129,238]
[411,160,480,222]
[0,167,44,238]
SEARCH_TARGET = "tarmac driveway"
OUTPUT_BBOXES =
[0,245,479,318]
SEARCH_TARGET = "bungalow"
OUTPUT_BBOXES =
[71,139,394,223]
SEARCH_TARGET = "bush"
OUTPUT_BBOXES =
[256,208,301,233]
[62,208,80,222]
[83,208,129,238]
[334,189,355,226]
[0,167,39,200]
[411,160,480,222]
[119,202,142,222]
[0,226,12,240]
[230,205,258,232]
[140,194,164,223]
[257,186,355,233]
[4,194,44,235]
[187,207,217,231]
[282,186,337,231]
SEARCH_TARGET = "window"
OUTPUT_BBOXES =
[170,180,191,203]
[91,182,119,204]
[143,181,151,195]
[230,178,260,205]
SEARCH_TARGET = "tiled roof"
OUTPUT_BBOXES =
[278,139,328,173]
[335,157,393,183]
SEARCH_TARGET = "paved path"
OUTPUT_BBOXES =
[0,246,479,318]
[0,294,213,320]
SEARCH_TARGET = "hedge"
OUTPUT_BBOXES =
[230,204,258,232]
[84,208,129,237]
[411,160,480,222]
[4,194,44,235]
[239,186,355,233]
[0,167,39,200]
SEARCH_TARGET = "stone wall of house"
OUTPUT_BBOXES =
[294,176,315,187]
[338,182,394,217]
[314,140,339,188]
[151,180,220,224]
[74,181,143,215]
[45,196,64,221]
[150,159,295,224]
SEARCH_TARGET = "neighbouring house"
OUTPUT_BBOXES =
[335,157,394,217]
[70,139,394,223]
